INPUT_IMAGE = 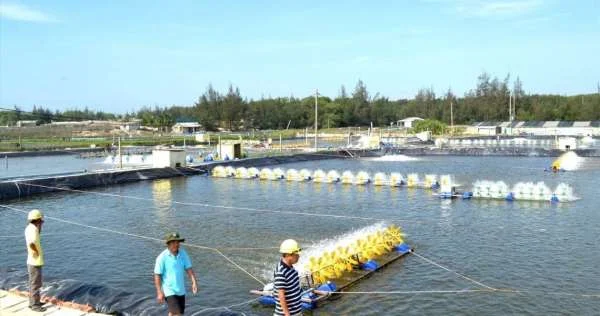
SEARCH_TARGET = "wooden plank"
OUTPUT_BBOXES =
[331,250,412,291]
[0,294,27,309]
[6,301,31,313]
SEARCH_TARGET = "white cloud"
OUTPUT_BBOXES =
[422,0,544,17]
[352,56,371,64]
[464,0,543,16]
[0,3,59,23]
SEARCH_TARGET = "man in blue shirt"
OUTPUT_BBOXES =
[154,232,199,316]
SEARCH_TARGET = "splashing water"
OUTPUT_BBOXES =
[273,168,285,179]
[259,168,273,180]
[247,167,259,178]
[102,154,152,165]
[373,172,388,186]
[286,169,302,181]
[553,151,582,171]
[294,222,397,275]
[424,174,438,188]
[407,173,419,188]
[312,169,327,183]
[300,169,312,180]
[341,171,355,184]
[472,180,578,202]
[355,171,371,185]
[235,167,249,179]
[389,173,405,186]
[327,170,341,182]
[224,166,236,177]
[365,155,419,162]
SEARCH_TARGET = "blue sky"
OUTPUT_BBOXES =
[1,0,599,113]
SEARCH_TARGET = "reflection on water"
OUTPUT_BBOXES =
[1,156,600,315]
[152,179,172,218]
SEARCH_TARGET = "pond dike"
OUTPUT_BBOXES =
[386,147,600,157]
[0,148,105,158]
[0,152,351,202]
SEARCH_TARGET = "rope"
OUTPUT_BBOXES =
[219,246,280,251]
[412,252,496,290]
[330,289,600,298]
[494,288,600,298]
[0,204,265,287]
[0,232,94,238]
[332,289,492,295]
[3,205,599,301]
[15,182,427,224]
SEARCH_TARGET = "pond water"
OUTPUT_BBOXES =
[1,155,599,315]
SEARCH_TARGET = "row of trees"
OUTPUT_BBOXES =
[0,106,119,126]
[167,72,599,131]
[2,72,599,130]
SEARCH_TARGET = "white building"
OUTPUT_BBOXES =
[16,120,37,127]
[172,122,202,134]
[468,121,600,136]
[120,119,142,131]
[396,117,424,128]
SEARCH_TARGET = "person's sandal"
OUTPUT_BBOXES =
[30,305,47,312]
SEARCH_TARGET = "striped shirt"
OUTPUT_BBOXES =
[273,259,302,316]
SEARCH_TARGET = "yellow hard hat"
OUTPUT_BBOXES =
[279,239,301,254]
[28,209,44,221]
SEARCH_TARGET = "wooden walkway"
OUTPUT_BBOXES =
[0,290,105,316]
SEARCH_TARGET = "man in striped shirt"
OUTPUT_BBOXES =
[273,239,303,316]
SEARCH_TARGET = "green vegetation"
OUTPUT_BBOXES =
[141,73,600,131]
[411,119,447,135]
[1,72,599,133]
[0,136,201,152]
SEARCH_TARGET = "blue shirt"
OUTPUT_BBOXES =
[154,248,192,296]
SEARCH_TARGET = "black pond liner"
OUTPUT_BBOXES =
[0,267,248,315]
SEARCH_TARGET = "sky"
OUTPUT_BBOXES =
[1,0,599,113]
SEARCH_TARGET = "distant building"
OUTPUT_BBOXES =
[120,119,142,131]
[16,120,37,127]
[396,117,424,128]
[50,120,92,126]
[468,121,600,136]
[467,122,502,135]
[172,122,203,134]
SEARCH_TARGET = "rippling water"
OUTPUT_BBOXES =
[1,155,600,315]
[0,155,105,178]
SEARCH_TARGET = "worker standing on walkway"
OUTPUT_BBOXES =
[154,232,198,316]
[273,239,303,316]
[24,209,46,312]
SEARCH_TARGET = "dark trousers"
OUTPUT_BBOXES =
[28,265,42,306]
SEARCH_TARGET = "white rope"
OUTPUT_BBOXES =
[330,288,600,298]
[3,205,599,302]
[0,204,265,287]
[218,246,280,251]
[412,252,496,290]
[16,182,427,224]
[494,288,600,298]
[0,232,94,238]
[332,289,492,295]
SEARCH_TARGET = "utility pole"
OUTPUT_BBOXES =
[450,100,454,136]
[509,90,512,121]
[118,136,122,169]
[513,90,516,121]
[314,89,318,151]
